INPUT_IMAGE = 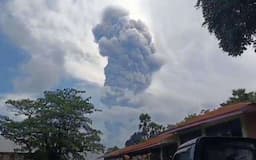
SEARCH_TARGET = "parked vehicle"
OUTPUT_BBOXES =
[172,137,256,160]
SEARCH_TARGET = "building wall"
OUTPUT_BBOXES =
[177,118,243,144]
[162,143,177,160]
[205,118,242,137]
[105,110,256,160]
[179,129,202,144]
[243,112,256,138]
[105,143,177,160]
[0,153,24,160]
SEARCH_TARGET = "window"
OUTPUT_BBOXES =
[179,130,201,144]
[173,145,194,160]
[202,142,256,160]
[205,119,242,137]
[163,143,178,160]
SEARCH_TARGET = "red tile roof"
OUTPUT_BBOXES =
[104,102,256,159]
[104,133,176,158]
[169,102,256,132]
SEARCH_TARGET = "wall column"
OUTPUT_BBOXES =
[160,146,163,160]
[201,127,206,136]
[240,116,248,137]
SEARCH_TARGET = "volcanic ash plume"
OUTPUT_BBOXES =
[93,7,162,107]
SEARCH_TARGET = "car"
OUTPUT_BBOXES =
[172,137,256,160]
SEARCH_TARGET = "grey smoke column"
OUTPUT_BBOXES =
[93,7,161,106]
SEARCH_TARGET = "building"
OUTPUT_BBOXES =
[0,152,24,160]
[103,102,256,160]
[0,137,24,160]
[103,133,177,160]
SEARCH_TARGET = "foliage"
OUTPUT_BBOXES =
[125,132,144,147]
[180,88,256,125]
[196,0,256,56]
[139,113,166,139]
[106,146,119,153]
[0,88,104,160]
[138,113,151,140]
[178,88,256,126]
[125,113,165,147]
[182,113,198,123]
[221,88,256,106]
[178,109,210,125]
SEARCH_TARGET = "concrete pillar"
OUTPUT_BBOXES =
[201,127,206,136]
[176,135,181,146]
[240,116,248,137]
[160,146,163,160]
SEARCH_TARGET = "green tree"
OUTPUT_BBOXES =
[139,113,151,140]
[106,146,119,153]
[178,109,210,125]
[182,113,198,122]
[0,88,104,160]
[179,89,256,125]
[148,122,166,138]
[177,113,198,126]
[221,88,256,106]
[125,113,165,146]
[125,132,144,147]
[196,0,256,56]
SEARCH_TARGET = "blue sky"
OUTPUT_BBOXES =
[1,0,256,149]
[0,32,28,94]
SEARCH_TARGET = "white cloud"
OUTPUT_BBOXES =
[90,0,256,147]
[1,0,256,149]
[92,106,139,147]
[0,0,107,92]
[137,0,256,121]
[0,93,37,119]
[0,0,149,92]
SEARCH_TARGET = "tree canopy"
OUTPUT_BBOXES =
[180,88,256,125]
[0,88,104,160]
[125,113,165,147]
[106,146,119,153]
[221,88,256,106]
[196,0,256,56]
[177,109,210,125]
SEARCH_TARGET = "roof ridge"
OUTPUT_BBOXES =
[104,102,255,159]
[169,102,253,132]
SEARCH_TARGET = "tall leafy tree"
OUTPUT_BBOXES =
[196,0,256,56]
[221,88,256,106]
[125,132,144,147]
[139,113,151,140]
[125,113,165,147]
[0,88,104,160]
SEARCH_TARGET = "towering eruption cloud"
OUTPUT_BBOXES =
[93,7,162,107]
